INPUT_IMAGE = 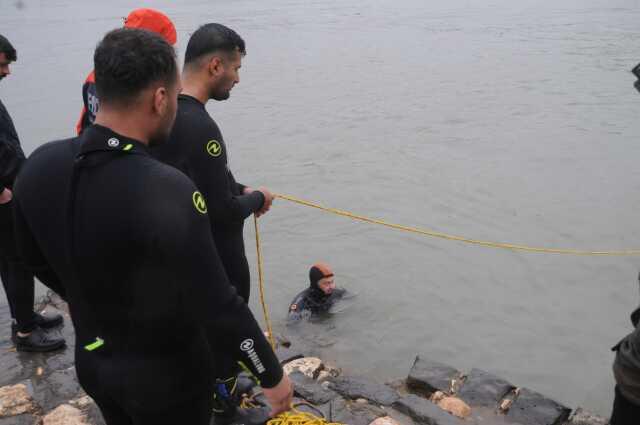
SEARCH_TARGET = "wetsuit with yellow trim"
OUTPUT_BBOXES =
[152,94,264,303]
[12,124,282,425]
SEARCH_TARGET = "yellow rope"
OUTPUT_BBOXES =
[254,216,276,349]
[267,409,342,425]
[254,217,345,425]
[274,193,640,256]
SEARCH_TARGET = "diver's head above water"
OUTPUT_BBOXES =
[309,262,336,296]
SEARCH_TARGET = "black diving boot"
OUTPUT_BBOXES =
[211,377,270,425]
[15,327,66,352]
[33,311,64,329]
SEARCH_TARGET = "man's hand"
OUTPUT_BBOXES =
[0,188,13,204]
[255,187,274,217]
[262,373,293,417]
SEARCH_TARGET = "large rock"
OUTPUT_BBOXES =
[457,368,514,408]
[284,357,323,378]
[435,397,470,419]
[83,400,107,425]
[0,383,35,417]
[0,414,37,425]
[329,375,399,406]
[32,367,83,412]
[369,417,402,425]
[393,395,465,425]
[329,397,387,425]
[289,372,339,405]
[506,388,571,425]
[568,408,607,425]
[407,356,459,395]
[42,404,89,425]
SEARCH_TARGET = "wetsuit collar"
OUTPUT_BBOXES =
[178,93,205,108]
[79,124,150,157]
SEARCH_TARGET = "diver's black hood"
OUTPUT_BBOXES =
[308,263,334,301]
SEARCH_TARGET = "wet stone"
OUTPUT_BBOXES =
[506,388,571,425]
[369,417,402,425]
[0,383,36,417]
[289,371,338,405]
[329,397,386,425]
[284,357,323,379]
[293,396,330,417]
[42,404,89,425]
[83,399,107,425]
[457,368,514,408]
[31,367,82,412]
[435,397,470,419]
[0,413,37,425]
[568,408,607,425]
[407,356,459,395]
[329,375,399,406]
[393,395,465,425]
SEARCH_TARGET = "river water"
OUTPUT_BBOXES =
[2,0,640,417]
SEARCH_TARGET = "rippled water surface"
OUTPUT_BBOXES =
[3,0,640,416]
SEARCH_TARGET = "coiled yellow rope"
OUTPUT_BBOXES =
[267,409,342,425]
[273,193,640,256]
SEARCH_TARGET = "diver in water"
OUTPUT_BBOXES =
[287,263,346,322]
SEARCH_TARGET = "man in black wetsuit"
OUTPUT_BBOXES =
[288,263,346,322]
[12,28,292,425]
[152,23,275,422]
[0,34,64,352]
[609,62,640,425]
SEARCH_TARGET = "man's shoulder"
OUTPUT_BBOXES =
[289,289,310,310]
[24,138,79,171]
[174,98,221,136]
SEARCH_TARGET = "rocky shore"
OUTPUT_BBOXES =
[0,293,610,425]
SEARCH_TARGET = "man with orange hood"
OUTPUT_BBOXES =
[75,8,177,135]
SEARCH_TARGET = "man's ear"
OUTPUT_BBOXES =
[152,86,168,116]
[208,55,223,77]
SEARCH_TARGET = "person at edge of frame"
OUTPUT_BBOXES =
[151,23,276,424]
[12,28,292,425]
[0,33,65,352]
[610,274,640,422]
[611,64,640,420]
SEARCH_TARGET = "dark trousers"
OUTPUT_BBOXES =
[94,391,213,425]
[611,385,640,425]
[0,201,36,333]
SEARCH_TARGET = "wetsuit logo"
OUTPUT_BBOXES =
[206,140,222,157]
[240,339,254,351]
[239,339,265,374]
[107,138,120,147]
[192,191,207,214]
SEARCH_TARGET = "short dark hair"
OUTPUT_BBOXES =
[94,28,177,105]
[184,23,245,66]
[0,35,17,61]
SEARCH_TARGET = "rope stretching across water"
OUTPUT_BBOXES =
[273,193,640,256]
[253,193,640,425]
